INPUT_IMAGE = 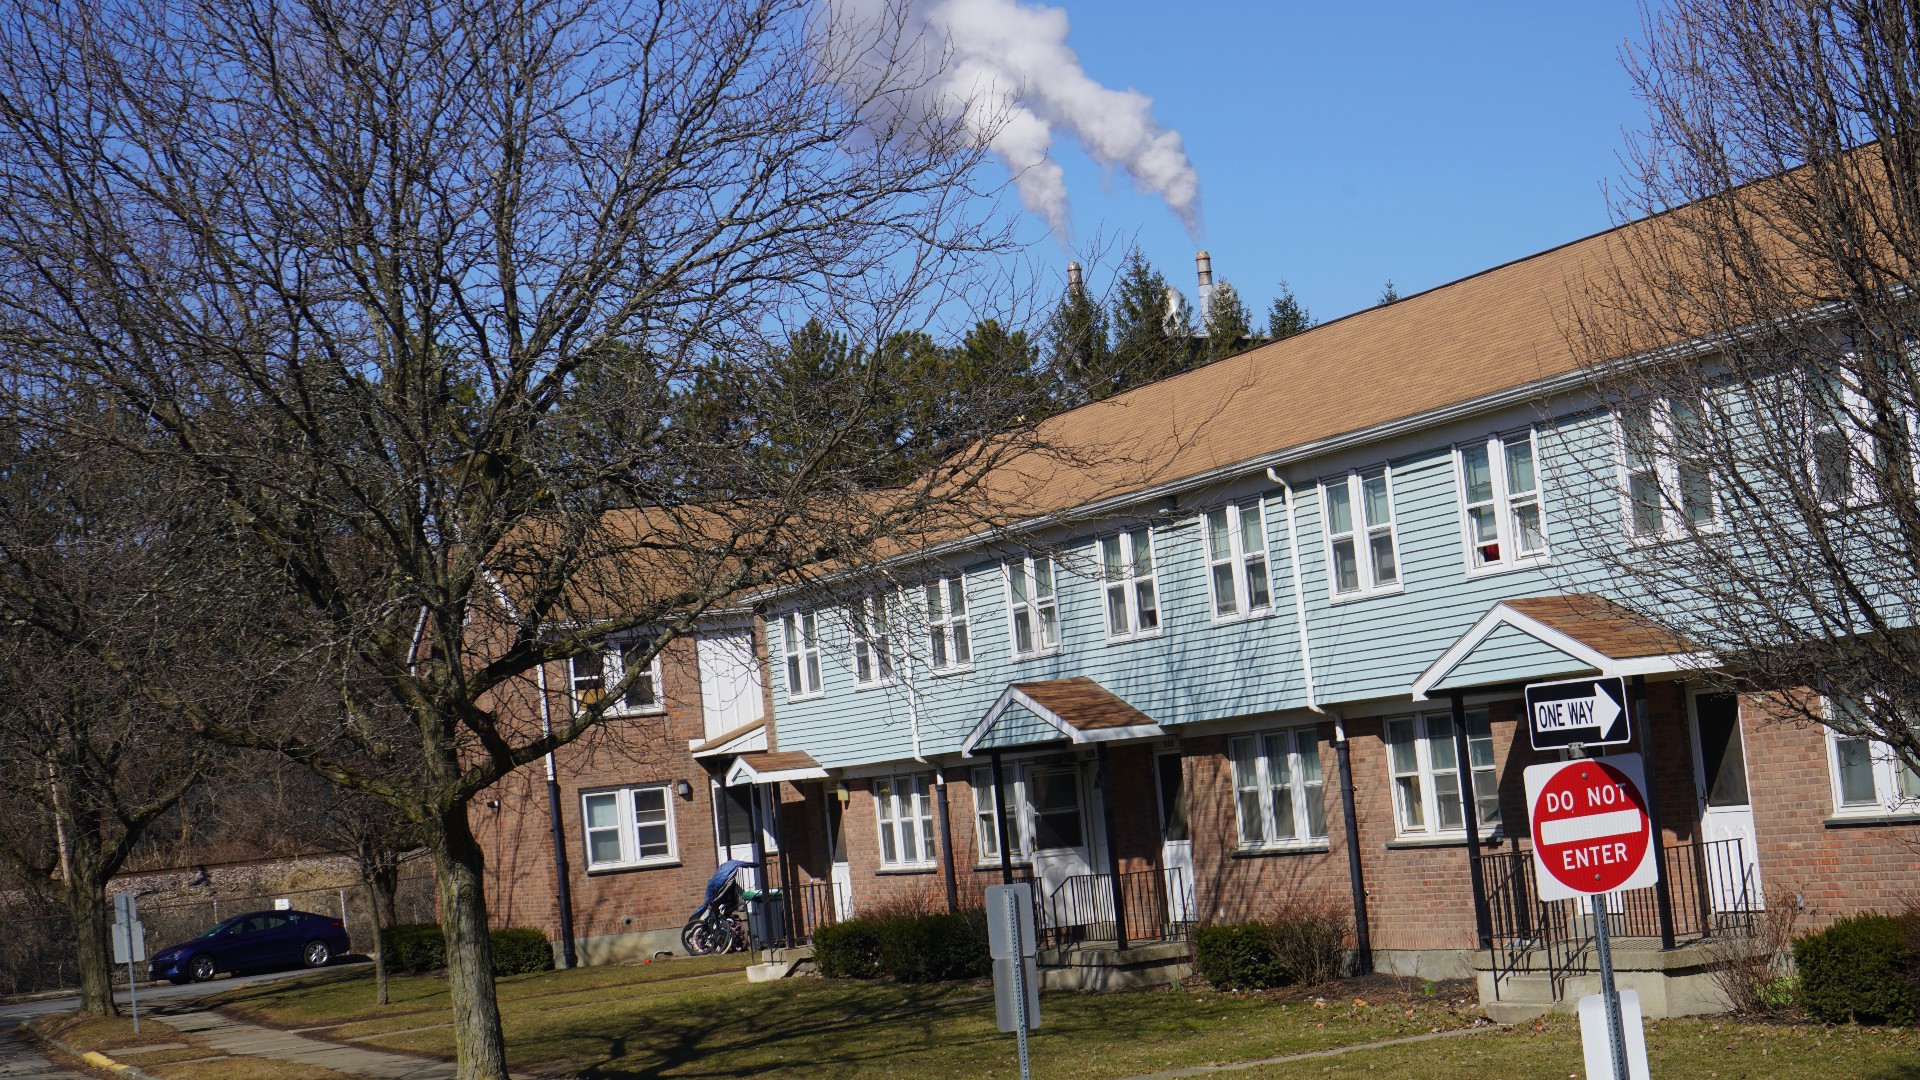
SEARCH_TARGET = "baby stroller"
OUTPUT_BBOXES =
[681,859,755,955]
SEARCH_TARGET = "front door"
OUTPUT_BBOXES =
[826,795,853,920]
[1156,752,1196,924]
[1691,691,1764,911]
[713,782,780,942]
[1026,763,1095,926]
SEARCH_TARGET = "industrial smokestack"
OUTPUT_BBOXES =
[1163,285,1186,335]
[1195,250,1214,327]
[1067,260,1083,293]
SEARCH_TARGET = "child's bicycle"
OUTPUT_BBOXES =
[681,860,780,955]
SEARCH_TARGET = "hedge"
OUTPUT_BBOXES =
[1193,923,1285,990]
[1793,913,1920,1025]
[379,923,556,977]
[813,911,988,982]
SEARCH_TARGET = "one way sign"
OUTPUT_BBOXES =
[1526,676,1630,751]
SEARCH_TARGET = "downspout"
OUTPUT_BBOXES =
[536,661,580,970]
[1271,468,1372,975]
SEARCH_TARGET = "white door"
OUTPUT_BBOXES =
[1691,691,1764,911]
[696,629,764,740]
[1026,764,1096,926]
[1156,752,1196,924]
[826,796,853,921]
[713,783,781,941]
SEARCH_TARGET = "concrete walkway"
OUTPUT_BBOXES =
[160,1009,461,1080]
[0,1023,92,1080]
[1116,1024,1497,1079]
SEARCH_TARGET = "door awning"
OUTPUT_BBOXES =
[723,750,828,786]
[960,677,1164,756]
[1410,594,1713,701]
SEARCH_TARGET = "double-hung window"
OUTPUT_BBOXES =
[781,611,822,699]
[1621,396,1716,538]
[1458,431,1548,570]
[851,595,894,687]
[581,784,676,870]
[1228,728,1327,848]
[569,638,662,714]
[970,764,1028,863]
[926,575,971,672]
[1827,697,1920,815]
[1101,527,1160,639]
[1205,501,1271,618]
[1006,556,1059,657]
[873,773,937,868]
[1384,710,1499,837]
[1323,467,1398,597]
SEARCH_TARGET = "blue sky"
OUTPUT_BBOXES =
[1013,1,1653,325]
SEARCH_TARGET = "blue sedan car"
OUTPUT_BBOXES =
[148,909,351,984]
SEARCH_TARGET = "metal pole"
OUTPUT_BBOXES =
[125,930,139,1034]
[934,775,960,914]
[546,774,579,968]
[1590,892,1628,1080]
[1333,734,1373,975]
[1094,742,1127,952]
[339,887,349,940]
[990,750,1014,886]
[1633,674,1677,951]
[1450,693,1493,950]
[1007,889,1031,1080]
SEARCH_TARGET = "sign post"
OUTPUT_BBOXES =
[1523,752,1655,1080]
[1526,676,1630,751]
[111,893,145,1033]
[986,883,1039,1080]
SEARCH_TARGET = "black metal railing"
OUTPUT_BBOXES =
[1035,867,1190,950]
[1480,836,1757,1001]
[778,879,845,947]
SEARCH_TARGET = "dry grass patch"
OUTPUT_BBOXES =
[147,1060,366,1080]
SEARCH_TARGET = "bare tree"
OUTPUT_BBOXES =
[0,0,1097,1074]
[1563,0,1920,781]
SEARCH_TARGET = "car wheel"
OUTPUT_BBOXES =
[189,954,217,982]
[302,940,331,968]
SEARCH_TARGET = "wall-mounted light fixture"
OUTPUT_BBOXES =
[485,799,501,810]
[675,779,694,800]
[834,782,850,805]
[1155,494,1178,517]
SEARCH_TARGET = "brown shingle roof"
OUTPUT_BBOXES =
[1505,594,1693,660]
[1011,676,1156,732]
[731,749,822,773]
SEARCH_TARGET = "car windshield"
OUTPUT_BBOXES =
[203,916,246,937]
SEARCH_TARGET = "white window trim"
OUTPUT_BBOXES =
[569,637,665,717]
[1383,710,1500,839]
[1617,395,1720,542]
[873,773,938,870]
[850,594,896,689]
[925,574,973,675]
[580,783,678,871]
[1804,358,1917,510]
[1203,499,1274,622]
[1822,697,1920,817]
[970,763,1030,865]
[1228,727,1327,850]
[780,611,823,701]
[1004,556,1060,659]
[1321,466,1403,601]
[1100,527,1162,641]
[1455,429,1551,576]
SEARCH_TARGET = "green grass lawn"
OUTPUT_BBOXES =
[201,962,1920,1080]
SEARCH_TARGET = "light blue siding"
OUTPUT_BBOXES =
[972,702,1059,750]
[1429,622,1595,693]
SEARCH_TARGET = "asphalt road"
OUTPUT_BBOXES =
[0,958,369,1025]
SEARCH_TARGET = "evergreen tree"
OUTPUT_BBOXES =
[1201,280,1252,361]
[1265,281,1313,340]
[1106,249,1190,396]
[1048,273,1111,404]
[1377,279,1401,305]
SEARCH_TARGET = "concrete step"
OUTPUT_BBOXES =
[1484,1000,1551,1025]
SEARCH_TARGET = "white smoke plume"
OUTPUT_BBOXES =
[823,0,1203,242]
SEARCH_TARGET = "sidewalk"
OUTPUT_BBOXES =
[159,1009,461,1080]
[0,1024,91,1080]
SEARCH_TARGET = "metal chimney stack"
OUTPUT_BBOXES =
[1195,250,1214,326]
[1067,260,1084,292]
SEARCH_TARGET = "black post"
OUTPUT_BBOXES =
[934,774,960,913]
[746,785,767,950]
[1333,732,1373,975]
[717,778,732,870]
[1095,742,1128,951]
[543,773,578,969]
[1634,674,1678,950]
[768,783,796,948]
[1451,692,1493,950]
[990,749,1014,886]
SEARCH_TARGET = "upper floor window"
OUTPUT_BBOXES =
[1323,467,1399,598]
[873,773,937,869]
[925,575,971,672]
[1101,527,1160,639]
[581,783,676,870]
[1621,395,1716,537]
[1827,696,1920,816]
[1006,556,1059,657]
[1385,709,1498,837]
[971,764,1029,864]
[1205,500,1271,619]
[569,637,662,714]
[851,595,894,687]
[1458,431,1547,570]
[781,611,822,699]
[1229,727,1326,848]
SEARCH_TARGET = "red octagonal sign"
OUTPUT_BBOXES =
[1522,753,1659,902]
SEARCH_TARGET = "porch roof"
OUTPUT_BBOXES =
[690,718,768,758]
[1410,594,1712,700]
[960,677,1164,756]
[724,749,827,786]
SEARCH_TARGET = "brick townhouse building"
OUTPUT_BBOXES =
[473,200,1920,1017]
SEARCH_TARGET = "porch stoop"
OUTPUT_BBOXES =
[1037,940,1192,991]
[747,944,814,982]
[1472,941,1731,1021]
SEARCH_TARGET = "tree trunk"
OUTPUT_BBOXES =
[361,874,389,1007]
[67,875,116,1017]
[431,804,507,1080]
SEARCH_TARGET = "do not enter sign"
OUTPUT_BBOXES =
[1522,753,1659,902]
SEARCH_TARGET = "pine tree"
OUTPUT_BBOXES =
[1377,279,1401,305]
[1202,280,1252,360]
[1048,273,1111,404]
[1107,249,1190,395]
[1265,281,1313,340]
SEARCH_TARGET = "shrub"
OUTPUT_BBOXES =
[1704,887,1803,1016]
[379,923,554,977]
[1269,903,1350,987]
[1793,913,1920,1025]
[1193,923,1284,990]
[875,911,989,982]
[812,917,883,979]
